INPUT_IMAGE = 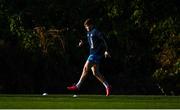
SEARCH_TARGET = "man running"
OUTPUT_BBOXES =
[67,18,111,96]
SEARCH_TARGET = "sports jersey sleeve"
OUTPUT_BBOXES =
[97,31,109,51]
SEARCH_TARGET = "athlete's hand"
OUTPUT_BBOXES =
[104,51,111,58]
[78,40,83,47]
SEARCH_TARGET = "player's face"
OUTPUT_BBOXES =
[85,25,90,32]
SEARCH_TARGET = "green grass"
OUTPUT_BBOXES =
[0,94,180,109]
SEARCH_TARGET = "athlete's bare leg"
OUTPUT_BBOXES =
[91,64,109,88]
[75,61,93,88]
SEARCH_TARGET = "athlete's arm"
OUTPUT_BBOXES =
[98,32,111,58]
[78,40,83,47]
[102,38,111,58]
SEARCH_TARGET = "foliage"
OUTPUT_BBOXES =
[0,0,179,95]
[8,15,38,52]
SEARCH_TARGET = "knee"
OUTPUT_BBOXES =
[83,66,88,73]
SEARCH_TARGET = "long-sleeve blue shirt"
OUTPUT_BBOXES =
[87,27,106,56]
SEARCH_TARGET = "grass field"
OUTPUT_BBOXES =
[0,94,180,109]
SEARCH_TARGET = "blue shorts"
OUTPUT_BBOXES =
[87,54,102,64]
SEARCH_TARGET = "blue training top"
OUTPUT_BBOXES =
[87,26,106,56]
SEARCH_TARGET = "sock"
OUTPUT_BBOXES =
[76,79,82,88]
[103,81,109,88]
